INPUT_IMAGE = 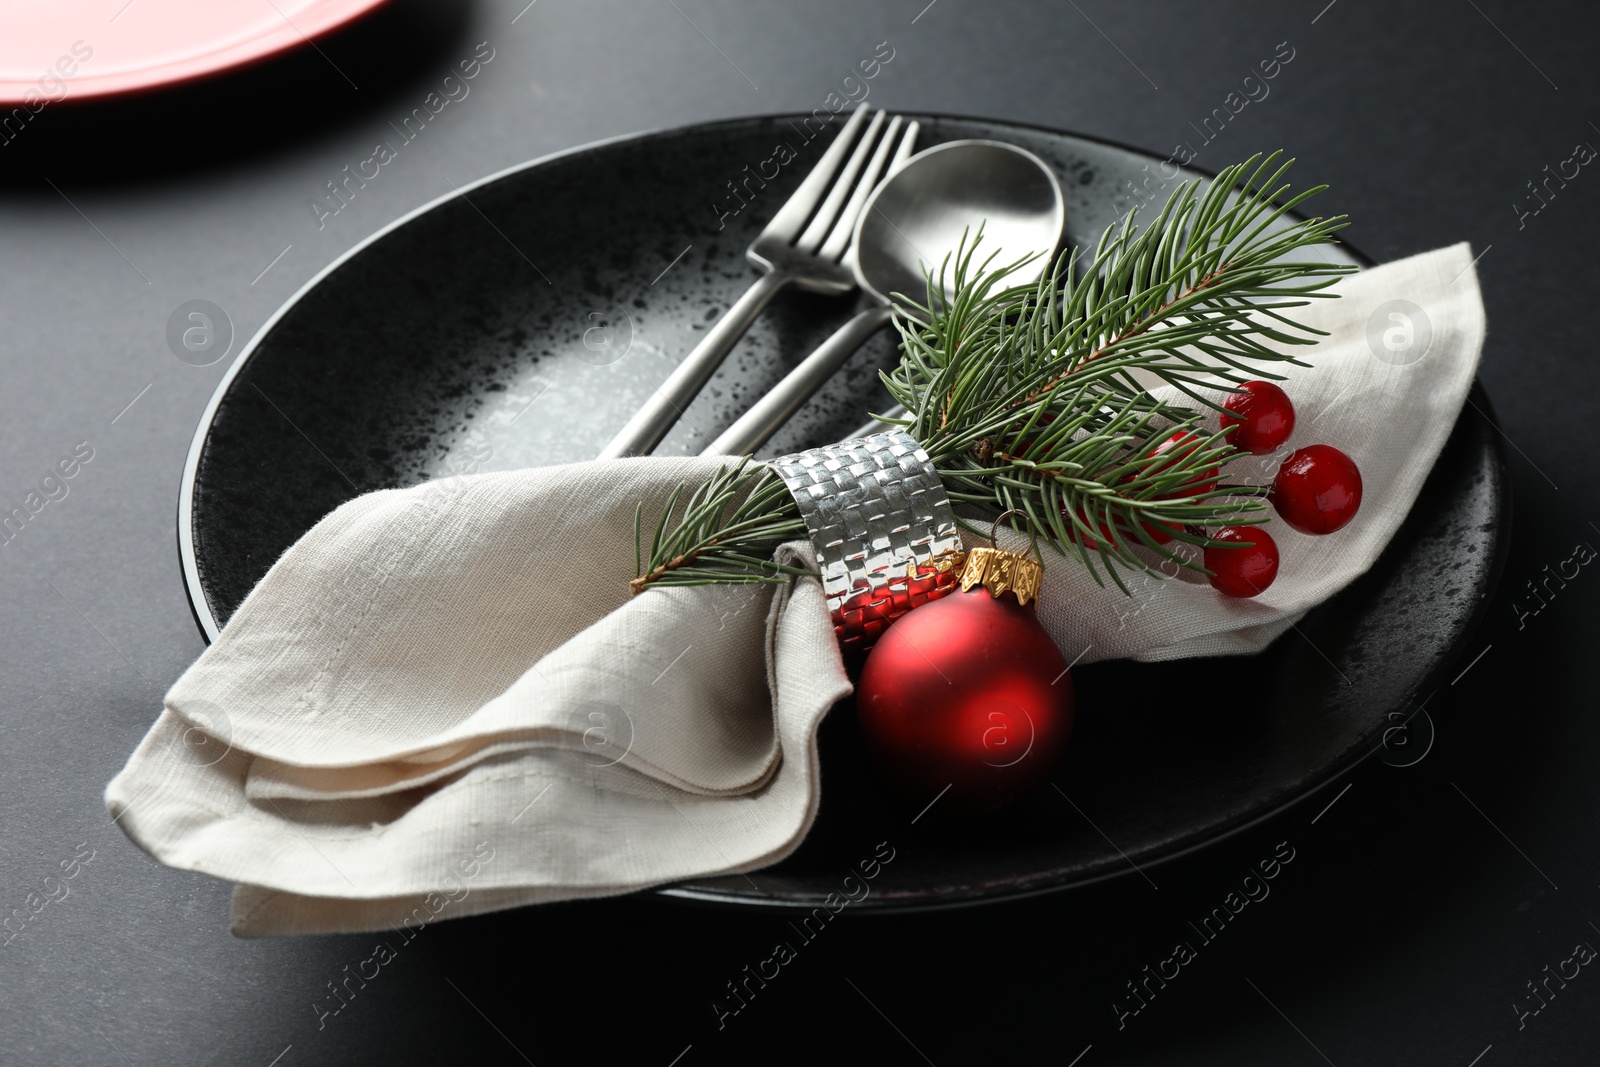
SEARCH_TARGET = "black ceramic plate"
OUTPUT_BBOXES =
[180,115,1509,911]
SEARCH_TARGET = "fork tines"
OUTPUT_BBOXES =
[756,104,918,275]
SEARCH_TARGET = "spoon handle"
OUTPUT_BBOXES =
[599,270,789,458]
[702,303,895,457]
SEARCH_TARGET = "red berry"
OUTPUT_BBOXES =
[1138,519,1176,546]
[1063,502,1141,552]
[1147,431,1221,497]
[1221,380,1295,455]
[1064,432,1218,551]
[1271,444,1362,534]
[1064,498,1181,551]
[1205,526,1279,597]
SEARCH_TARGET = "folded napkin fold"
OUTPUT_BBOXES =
[108,244,1485,936]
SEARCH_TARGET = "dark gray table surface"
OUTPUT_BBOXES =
[3,1,1597,1063]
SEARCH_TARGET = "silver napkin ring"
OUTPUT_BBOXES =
[770,431,963,647]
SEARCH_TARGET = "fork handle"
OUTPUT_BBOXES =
[598,270,789,458]
[703,303,895,457]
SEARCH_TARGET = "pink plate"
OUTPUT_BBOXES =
[0,0,391,106]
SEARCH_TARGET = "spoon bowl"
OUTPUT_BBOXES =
[855,139,1067,314]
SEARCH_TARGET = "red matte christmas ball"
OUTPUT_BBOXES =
[855,550,1074,815]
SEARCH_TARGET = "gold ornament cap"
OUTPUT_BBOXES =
[960,510,1045,605]
[959,546,1043,605]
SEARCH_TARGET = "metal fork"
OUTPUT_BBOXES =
[598,103,918,459]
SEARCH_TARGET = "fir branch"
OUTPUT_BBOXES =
[634,151,1355,594]
[630,459,812,592]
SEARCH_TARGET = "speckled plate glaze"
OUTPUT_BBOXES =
[180,115,1510,911]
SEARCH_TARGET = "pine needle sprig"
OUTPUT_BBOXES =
[630,459,813,592]
[633,151,1356,595]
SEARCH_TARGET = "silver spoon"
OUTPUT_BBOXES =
[702,140,1066,456]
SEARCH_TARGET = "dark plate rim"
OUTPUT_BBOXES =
[174,111,1511,912]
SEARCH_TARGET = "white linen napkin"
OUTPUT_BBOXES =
[106,244,1485,937]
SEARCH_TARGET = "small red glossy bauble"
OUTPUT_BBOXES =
[1221,381,1296,455]
[1272,444,1363,534]
[855,587,1073,814]
[1204,525,1280,597]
